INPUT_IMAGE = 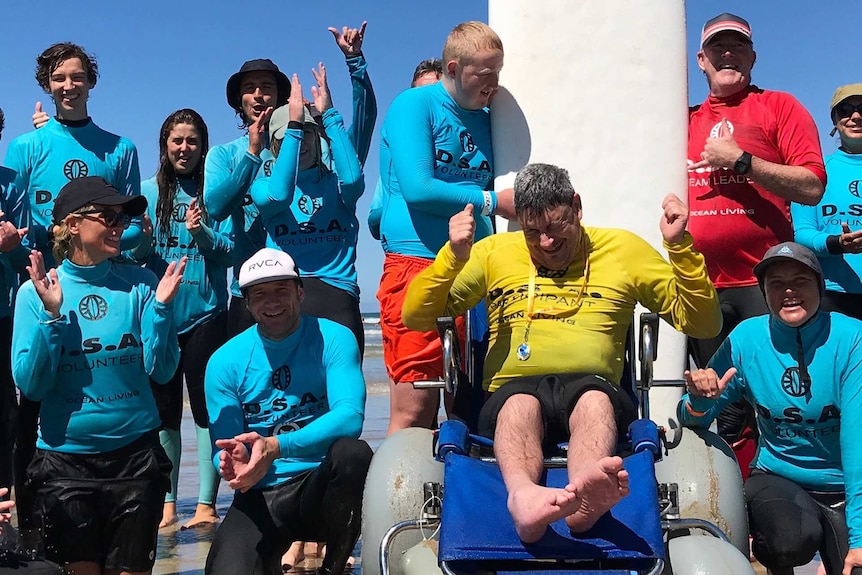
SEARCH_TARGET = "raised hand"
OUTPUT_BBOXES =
[156,256,187,304]
[328,21,367,57]
[449,204,476,261]
[310,63,332,113]
[659,193,688,244]
[185,198,202,232]
[684,367,737,400]
[0,210,28,252]
[690,118,744,171]
[248,106,274,157]
[32,101,50,129]
[289,74,305,123]
[26,250,62,317]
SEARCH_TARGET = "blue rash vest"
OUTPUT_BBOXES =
[250,108,364,298]
[3,117,143,269]
[133,176,233,333]
[792,149,862,294]
[678,310,862,546]
[0,167,32,319]
[378,81,497,259]
[12,258,180,454]
[205,55,376,297]
[205,316,366,488]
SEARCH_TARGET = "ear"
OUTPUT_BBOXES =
[573,193,583,221]
[66,215,81,236]
[696,50,707,73]
[446,59,458,79]
[296,283,305,303]
[751,50,757,69]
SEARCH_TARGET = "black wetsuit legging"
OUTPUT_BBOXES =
[746,471,862,575]
[151,312,228,430]
[688,285,768,442]
[0,317,17,494]
[205,437,373,575]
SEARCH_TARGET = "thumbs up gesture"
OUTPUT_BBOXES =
[449,204,476,261]
[693,118,744,171]
[32,101,50,129]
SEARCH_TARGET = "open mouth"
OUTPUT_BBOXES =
[262,310,285,318]
[782,298,802,309]
[718,63,740,71]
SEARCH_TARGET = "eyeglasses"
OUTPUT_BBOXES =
[835,102,862,119]
[76,208,132,229]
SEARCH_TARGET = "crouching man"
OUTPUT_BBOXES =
[402,163,721,542]
[204,247,371,575]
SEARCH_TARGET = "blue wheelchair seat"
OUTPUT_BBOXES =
[435,420,665,575]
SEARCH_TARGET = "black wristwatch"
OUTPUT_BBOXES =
[733,151,753,175]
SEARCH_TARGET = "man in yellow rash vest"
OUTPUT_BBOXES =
[402,162,721,544]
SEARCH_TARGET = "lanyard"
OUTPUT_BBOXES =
[518,244,590,361]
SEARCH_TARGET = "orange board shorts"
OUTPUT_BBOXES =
[377,252,465,384]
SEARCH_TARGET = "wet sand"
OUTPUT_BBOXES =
[151,392,390,575]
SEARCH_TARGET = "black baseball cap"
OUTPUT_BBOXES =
[753,242,824,294]
[53,177,148,224]
[225,59,290,114]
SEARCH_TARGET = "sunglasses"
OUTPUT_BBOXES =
[76,208,132,229]
[835,102,862,119]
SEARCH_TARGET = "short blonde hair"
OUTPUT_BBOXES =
[52,204,95,263]
[442,21,503,65]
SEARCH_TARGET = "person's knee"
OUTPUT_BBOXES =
[752,528,820,569]
[498,393,541,420]
[330,438,373,480]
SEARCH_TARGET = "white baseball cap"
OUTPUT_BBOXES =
[238,248,300,289]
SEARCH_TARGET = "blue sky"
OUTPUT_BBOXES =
[0,1,852,311]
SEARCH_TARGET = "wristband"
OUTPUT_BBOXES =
[481,191,493,216]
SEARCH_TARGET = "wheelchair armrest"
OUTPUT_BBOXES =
[637,312,660,420]
[436,317,463,395]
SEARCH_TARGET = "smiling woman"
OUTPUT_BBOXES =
[10,176,187,574]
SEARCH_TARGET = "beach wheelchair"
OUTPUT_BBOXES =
[361,313,753,575]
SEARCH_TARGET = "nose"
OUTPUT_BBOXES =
[63,77,75,90]
[487,73,500,90]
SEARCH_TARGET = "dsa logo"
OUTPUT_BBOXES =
[298,195,322,217]
[63,160,89,180]
[274,421,301,434]
[849,180,861,198]
[78,295,109,321]
[172,203,189,223]
[263,160,274,177]
[781,367,810,398]
[271,365,292,391]
[460,131,476,153]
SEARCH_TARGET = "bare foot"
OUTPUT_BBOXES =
[318,544,356,569]
[181,503,219,530]
[565,456,629,533]
[281,540,305,571]
[159,501,178,529]
[507,482,580,543]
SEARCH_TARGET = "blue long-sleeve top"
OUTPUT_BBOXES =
[378,81,497,259]
[792,150,862,294]
[130,176,233,333]
[205,316,366,489]
[12,258,180,454]
[3,118,143,269]
[343,54,377,167]
[205,54,376,297]
[251,108,364,298]
[677,310,862,546]
[203,133,270,298]
[0,166,32,319]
